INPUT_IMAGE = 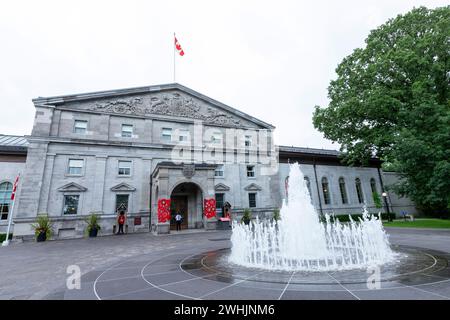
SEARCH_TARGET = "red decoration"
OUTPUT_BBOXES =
[203,198,216,219]
[157,198,171,223]
[174,36,185,56]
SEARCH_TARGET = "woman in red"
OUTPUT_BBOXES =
[117,211,126,234]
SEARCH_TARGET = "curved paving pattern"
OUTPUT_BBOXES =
[66,241,450,300]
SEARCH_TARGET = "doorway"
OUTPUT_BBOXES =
[170,195,188,230]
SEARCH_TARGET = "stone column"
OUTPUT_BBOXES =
[92,155,107,213]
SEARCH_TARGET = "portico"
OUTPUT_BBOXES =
[151,162,217,234]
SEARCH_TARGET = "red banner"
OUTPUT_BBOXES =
[203,198,216,219]
[157,198,171,223]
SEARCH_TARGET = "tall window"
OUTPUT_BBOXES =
[304,176,312,198]
[370,178,377,194]
[0,182,13,220]
[116,194,129,213]
[247,165,255,177]
[215,165,224,177]
[74,120,87,134]
[355,178,364,203]
[248,193,257,208]
[63,195,79,215]
[215,193,224,209]
[321,177,331,205]
[245,135,252,147]
[118,160,132,176]
[161,128,172,141]
[339,177,348,204]
[68,159,84,175]
[121,124,133,138]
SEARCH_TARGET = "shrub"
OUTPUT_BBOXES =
[241,208,252,224]
[0,233,13,242]
[273,209,281,221]
[85,212,101,234]
[372,192,383,209]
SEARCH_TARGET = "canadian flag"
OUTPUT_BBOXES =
[174,35,184,56]
[10,175,19,201]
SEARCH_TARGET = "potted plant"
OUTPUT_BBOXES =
[85,213,101,237]
[273,208,281,222]
[31,214,53,242]
[241,208,252,225]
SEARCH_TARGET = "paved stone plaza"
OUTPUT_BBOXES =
[1,228,450,300]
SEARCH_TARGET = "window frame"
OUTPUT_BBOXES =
[67,159,84,176]
[62,194,80,215]
[214,165,224,177]
[121,124,133,138]
[338,177,348,204]
[246,165,255,178]
[74,120,88,134]
[161,127,173,142]
[355,178,364,204]
[321,177,331,205]
[215,193,225,209]
[118,160,132,176]
[178,129,190,142]
[248,192,257,208]
[0,181,13,220]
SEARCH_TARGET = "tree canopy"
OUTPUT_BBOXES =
[312,6,450,215]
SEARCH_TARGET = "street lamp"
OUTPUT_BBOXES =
[382,192,392,222]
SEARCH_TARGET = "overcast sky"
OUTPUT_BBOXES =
[0,0,447,149]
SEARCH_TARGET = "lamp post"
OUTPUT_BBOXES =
[382,192,392,222]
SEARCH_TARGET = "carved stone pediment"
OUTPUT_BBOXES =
[111,182,136,192]
[58,182,87,192]
[244,183,262,191]
[214,183,230,191]
[86,91,249,127]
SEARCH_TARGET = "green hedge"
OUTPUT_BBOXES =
[0,233,13,242]
[319,213,396,223]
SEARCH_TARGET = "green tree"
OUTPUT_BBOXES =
[312,6,450,216]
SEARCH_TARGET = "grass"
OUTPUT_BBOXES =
[383,218,450,229]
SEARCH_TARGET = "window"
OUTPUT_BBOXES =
[339,177,348,204]
[118,160,132,176]
[247,165,255,177]
[304,176,312,198]
[161,128,172,141]
[211,132,222,144]
[116,194,129,213]
[178,129,189,142]
[215,165,224,177]
[0,182,12,220]
[370,178,377,194]
[215,193,224,209]
[74,120,87,134]
[322,177,331,205]
[63,195,79,215]
[245,135,252,147]
[355,178,364,204]
[121,124,133,138]
[68,159,84,175]
[248,193,257,208]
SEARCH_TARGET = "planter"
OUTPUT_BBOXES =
[37,231,47,242]
[89,227,98,238]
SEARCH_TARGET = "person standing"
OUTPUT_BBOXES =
[117,211,126,234]
[175,212,182,231]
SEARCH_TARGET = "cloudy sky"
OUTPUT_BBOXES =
[0,0,447,149]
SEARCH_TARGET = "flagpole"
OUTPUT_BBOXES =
[2,174,19,247]
[173,32,176,83]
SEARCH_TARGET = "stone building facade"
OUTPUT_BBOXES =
[0,84,418,240]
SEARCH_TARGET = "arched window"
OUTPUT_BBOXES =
[338,177,348,204]
[0,182,13,220]
[304,176,312,198]
[321,177,331,205]
[370,178,377,194]
[355,178,364,204]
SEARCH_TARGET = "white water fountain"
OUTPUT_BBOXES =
[229,163,395,271]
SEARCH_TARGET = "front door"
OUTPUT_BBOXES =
[170,195,188,230]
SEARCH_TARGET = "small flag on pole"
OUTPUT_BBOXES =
[11,175,19,200]
[174,36,185,56]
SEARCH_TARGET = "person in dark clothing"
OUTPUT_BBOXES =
[117,211,126,234]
